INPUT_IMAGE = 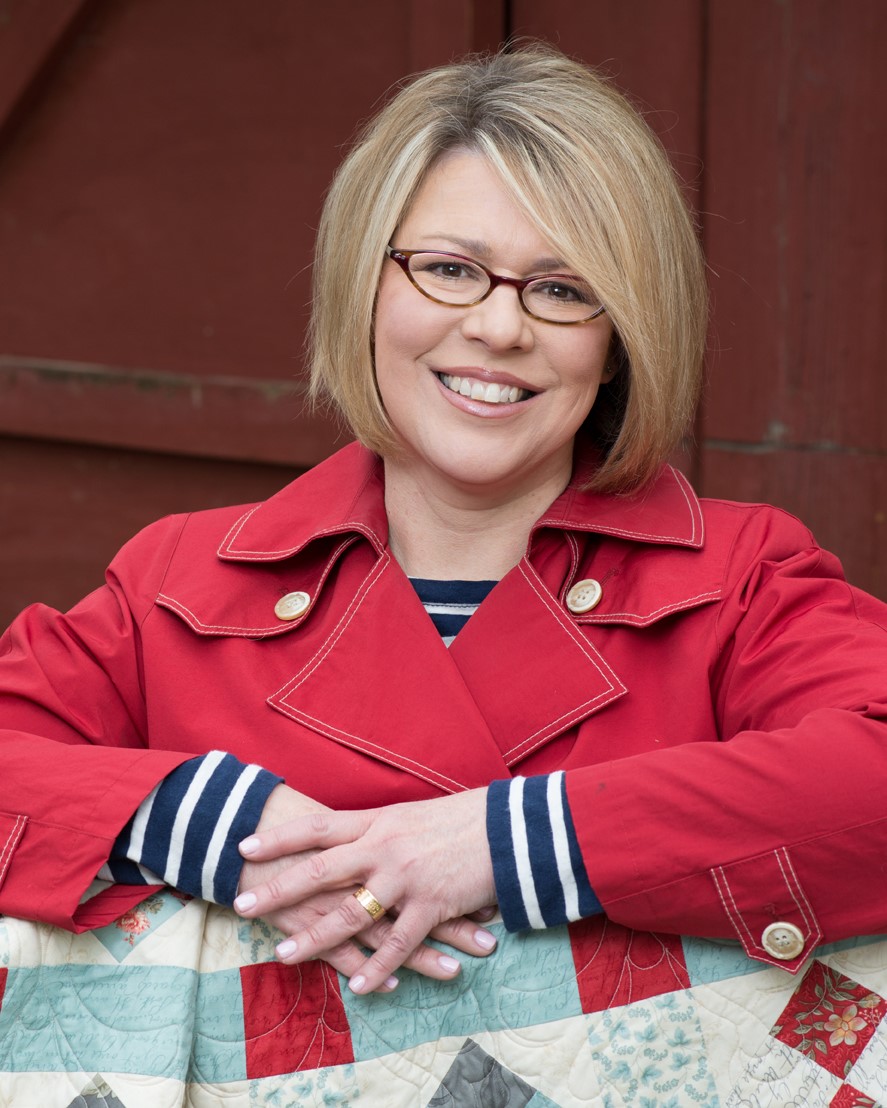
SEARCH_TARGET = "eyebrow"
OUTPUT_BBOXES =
[418,232,569,274]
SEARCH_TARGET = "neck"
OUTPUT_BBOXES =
[383,459,572,580]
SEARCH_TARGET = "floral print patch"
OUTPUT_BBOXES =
[772,961,887,1079]
[93,889,192,960]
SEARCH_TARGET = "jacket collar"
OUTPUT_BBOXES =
[218,442,389,563]
[217,441,705,565]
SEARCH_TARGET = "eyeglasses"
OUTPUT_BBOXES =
[385,246,606,324]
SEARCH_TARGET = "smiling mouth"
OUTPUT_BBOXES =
[438,373,533,405]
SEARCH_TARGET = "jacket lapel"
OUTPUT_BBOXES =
[267,553,512,793]
[448,553,628,766]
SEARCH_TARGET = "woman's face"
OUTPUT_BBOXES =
[373,150,614,503]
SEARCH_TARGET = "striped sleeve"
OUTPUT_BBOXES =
[486,771,602,930]
[99,751,282,906]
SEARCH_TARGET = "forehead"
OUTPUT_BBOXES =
[397,150,562,268]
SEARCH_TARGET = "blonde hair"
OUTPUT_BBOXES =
[309,45,707,492]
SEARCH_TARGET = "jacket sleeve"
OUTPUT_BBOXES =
[565,506,887,972]
[0,516,200,931]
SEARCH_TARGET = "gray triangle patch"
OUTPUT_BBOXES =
[65,1075,127,1108]
[427,1038,538,1107]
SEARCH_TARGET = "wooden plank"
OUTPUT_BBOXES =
[0,437,298,626]
[702,0,887,452]
[407,0,506,71]
[700,444,887,600]
[0,0,399,386]
[0,358,343,466]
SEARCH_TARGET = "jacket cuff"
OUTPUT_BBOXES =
[108,751,282,906]
[487,772,602,931]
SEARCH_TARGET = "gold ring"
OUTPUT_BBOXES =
[353,886,387,922]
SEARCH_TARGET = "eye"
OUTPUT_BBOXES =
[531,278,593,304]
[427,262,472,280]
[413,254,485,284]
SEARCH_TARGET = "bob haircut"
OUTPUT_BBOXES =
[309,44,708,492]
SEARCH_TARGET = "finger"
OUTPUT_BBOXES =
[320,938,401,993]
[234,845,368,916]
[365,915,464,981]
[428,916,497,958]
[345,906,440,995]
[275,887,400,966]
[264,906,403,994]
[239,810,371,861]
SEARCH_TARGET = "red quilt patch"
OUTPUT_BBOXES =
[568,916,690,1013]
[240,960,354,1078]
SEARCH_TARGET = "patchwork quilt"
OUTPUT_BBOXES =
[2,887,887,1107]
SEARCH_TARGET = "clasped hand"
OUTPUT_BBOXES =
[233,784,498,994]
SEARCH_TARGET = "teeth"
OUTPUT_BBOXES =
[440,374,528,405]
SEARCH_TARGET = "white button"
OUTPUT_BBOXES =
[274,591,311,621]
[761,921,805,960]
[566,579,603,614]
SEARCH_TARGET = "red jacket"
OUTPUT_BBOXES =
[1,442,886,972]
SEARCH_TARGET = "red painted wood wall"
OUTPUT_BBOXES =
[1,0,884,626]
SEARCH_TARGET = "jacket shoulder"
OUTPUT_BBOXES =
[696,496,818,560]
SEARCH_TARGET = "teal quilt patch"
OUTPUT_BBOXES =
[0,963,196,1077]
[344,923,582,1061]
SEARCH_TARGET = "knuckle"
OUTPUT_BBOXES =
[304,853,328,881]
[381,928,416,960]
[263,876,286,903]
[308,812,331,837]
[365,918,392,944]
[402,943,433,972]
[301,921,328,950]
[342,898,371,928]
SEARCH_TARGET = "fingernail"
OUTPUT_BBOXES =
[474,929,497,950]
[438,955,461,974]
[239,836,260,855]
[349,974,367,994]
[383,975,399,990]
[475,906,496,921]
[234,892,256,913]
[276,939,297,959]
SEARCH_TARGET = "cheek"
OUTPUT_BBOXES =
[560,333,612,389]
[375,285,452,372]
[374,281,424,363]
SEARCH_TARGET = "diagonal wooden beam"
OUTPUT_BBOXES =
[0,0,96,139]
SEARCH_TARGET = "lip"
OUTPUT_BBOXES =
[433,366,538,392]
[432,369,537,416]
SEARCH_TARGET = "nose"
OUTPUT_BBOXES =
[459,283,534,351]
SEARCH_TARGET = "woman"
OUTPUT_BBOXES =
[2,45,887,1106]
